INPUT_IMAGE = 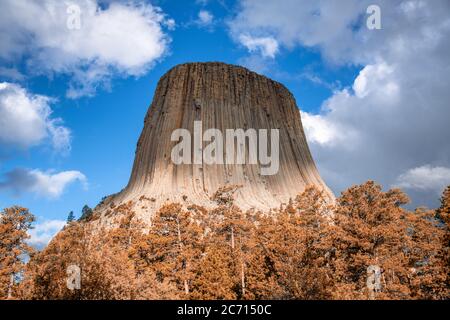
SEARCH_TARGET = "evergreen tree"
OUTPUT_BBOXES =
[249,186,334,299]
[435,185,450,298]
[330,181,445,299]
[15,182,450,300]
[0,206,35,299]
[190,246,236,299]
[136,203,205,296]
[437,185,450,226]
[211,205,254,299]
[67,211,75,223]
[79,205,93,221]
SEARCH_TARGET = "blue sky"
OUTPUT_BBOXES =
[1,0,449,247]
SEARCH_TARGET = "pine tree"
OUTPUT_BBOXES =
[434,185,450,298]
[67,211,75,223]
[249,186,334,299]
[134,203,205,296]
[205,201,255,299]
[245,212,285,299]
[19,220,87,299]
[19,203,179,300]
[406,207,448,299]
[0,206,35,299]
[79,205,93,221]
[15,182,450,300]
[437,186,450,227]
[330,181,445,299]
[190,246,236,299]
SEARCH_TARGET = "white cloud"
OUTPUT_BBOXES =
[0,0,172,98]
[394,165,450,193]
[298,72,339,91]
[0,67,24,81]
[301,111,343,146]
[237,54,274,74]
[230,0,450,207]
[164,18,176,30]
[197,10,214,26]
[0,168,87,198]
[238,34,279,58]
[229,0,367,63]
[352,63,399,99]
[27,219,66,249]
[0,82,71,153]
[229,0,450,64]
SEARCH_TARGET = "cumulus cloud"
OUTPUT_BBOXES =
[230,0,450,207]
[197,10,214,26]
[300,111,344,146]
[229,0,450,64]
[229,0,366,63]
[0,168,87,198]
[238,34,279,58]
[27,219,66,249]
[0,0,172,98]
[0,82,71,153]
[394,165,450,193]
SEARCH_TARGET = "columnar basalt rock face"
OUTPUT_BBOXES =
[102,62,333,220]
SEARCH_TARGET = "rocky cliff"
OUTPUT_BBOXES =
[98,62,333,223]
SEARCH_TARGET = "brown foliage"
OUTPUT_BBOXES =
[435,185,450,298]
[0,207,35,299]
[329,181,447,299]
[8,182,449,300]
[246,187,334,299]
[19,212,178,300]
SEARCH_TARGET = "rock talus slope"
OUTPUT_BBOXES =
[100,62,333,222]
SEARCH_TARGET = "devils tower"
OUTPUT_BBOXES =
[98,62,332,222]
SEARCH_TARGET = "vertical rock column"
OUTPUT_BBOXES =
[111,62,333,213]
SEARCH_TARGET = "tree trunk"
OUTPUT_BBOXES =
[184,280,189,294]
[241,261,246,297]
[177,216,189,295]
[231,226,235,250]
[176,218,182,248]
[7,273,14,299]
